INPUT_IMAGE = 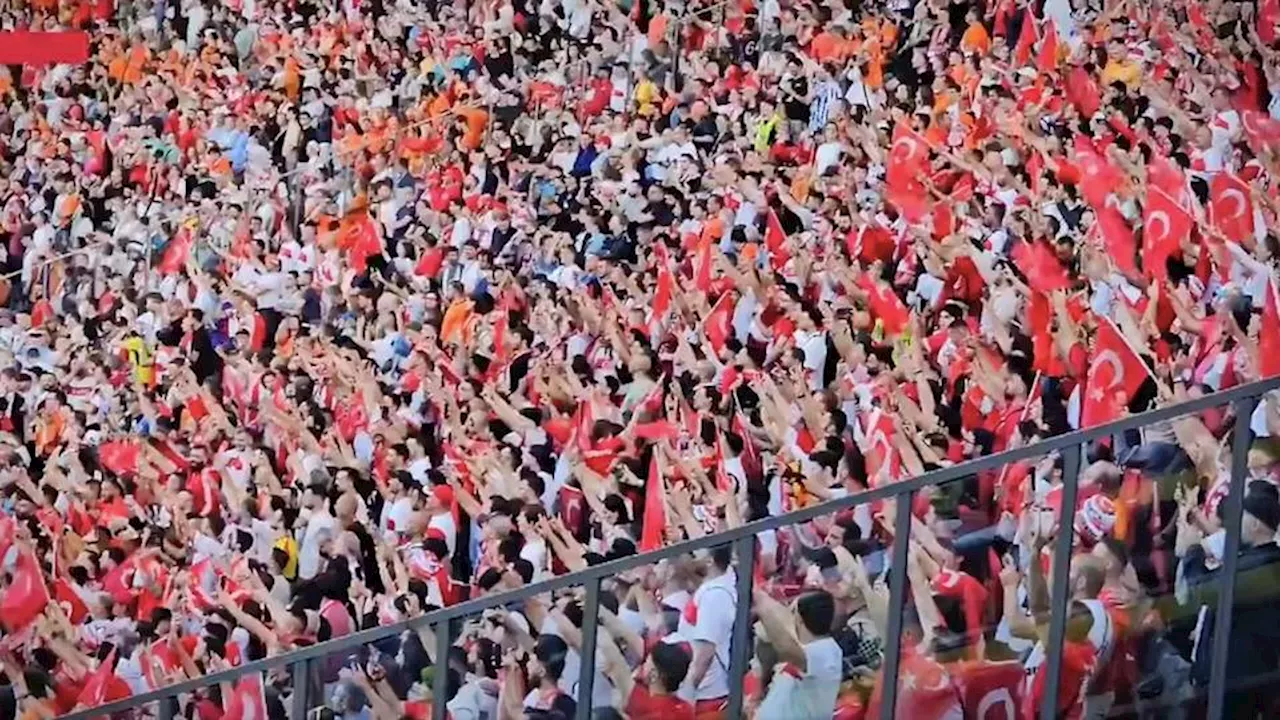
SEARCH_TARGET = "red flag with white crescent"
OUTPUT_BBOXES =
[1141,188,1193,282]
[866,648,964,719]
[0,550,50,632]
[1081,318,1151,428]
[221,673,269,720]
[1242,111,1280,154]
[1209,172,1256,244]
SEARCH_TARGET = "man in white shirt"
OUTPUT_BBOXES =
[297,481,337,580]
[754,589,843,720]
[679,546,738,710]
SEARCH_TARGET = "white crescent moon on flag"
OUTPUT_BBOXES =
[1221,188,1247,220]
[1146,211,1170,243]
[1089,349,1125,390]
[892,137,920,163]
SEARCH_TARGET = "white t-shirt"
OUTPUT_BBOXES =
[755,637,843,720]
[679,570,738,701]
[428,511,458,556]
[298,510,337,580]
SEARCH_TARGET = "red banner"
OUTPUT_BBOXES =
[0,31,90,65]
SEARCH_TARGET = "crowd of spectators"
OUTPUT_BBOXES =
[3,0,1280,717]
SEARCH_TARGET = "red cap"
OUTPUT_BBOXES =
[432,484,455,508]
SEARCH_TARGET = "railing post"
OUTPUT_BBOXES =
[158,694,174,720]
[725,535,757,720]
[1040,443,1083,720]
[289,659,310,720]
[1207,397,1259,719]
[575,578,602,720]
[879,491,914,720]
[433,619,451,720]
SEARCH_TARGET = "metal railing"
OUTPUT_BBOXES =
[59,375,1280,720]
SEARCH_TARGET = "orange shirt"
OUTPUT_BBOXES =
[961,22,991,54]
[810,32,847,64]
[457,106,489,150]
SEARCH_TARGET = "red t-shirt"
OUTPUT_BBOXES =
[626,685,695,720]
[1025,640,1095,720]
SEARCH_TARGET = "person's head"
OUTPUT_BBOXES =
[644,641,692,694]
[529,634,569,686]
[793,590,836,642]
[1242,480,1280,546]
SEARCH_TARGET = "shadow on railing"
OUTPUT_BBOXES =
[57,376,1280,720]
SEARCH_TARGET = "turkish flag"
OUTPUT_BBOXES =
[858,276,910,336]
[887,124,931,190]
[158,228,194,274]
[1261,279,1280,378]
[1209,172,1256,244]
[694,232,713,292]
[101,557,139,605]
[1029,292,1067,377]
[1073,144,1123,210]
[1081,318,1151,428]
[764,208,791,270]
[639,455,667,552]
[1,550,50,632]
[222,673,269,720]
[849,224,896,265]
[885,125,932,224]
[704,292,735,353]
[76,650,120,710]
[340,214,383,274]
[886,174,931,223]
[1147,152,1187,202]
[1241,111,1280,155]
[866,648,964,719]
[1142,188,1193,282]
[633,421,679,442]
[1037,19,1059,73]
[98,440,141,476]
[1015,10,1039,65]
[1095,206,1138,277]
[1011,240,1071,294]
[954,661,1024,720]
[1064,66,1102,119]
[572,400,595,455]
[55,578,90,625]
[653,258,675,322]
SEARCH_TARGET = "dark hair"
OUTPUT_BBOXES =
[511,558,535,584]
[533,634,570,681]
[795,590,836,637]
[602,493,630,524]
[649,641,693,692]
[711,544,733,571]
